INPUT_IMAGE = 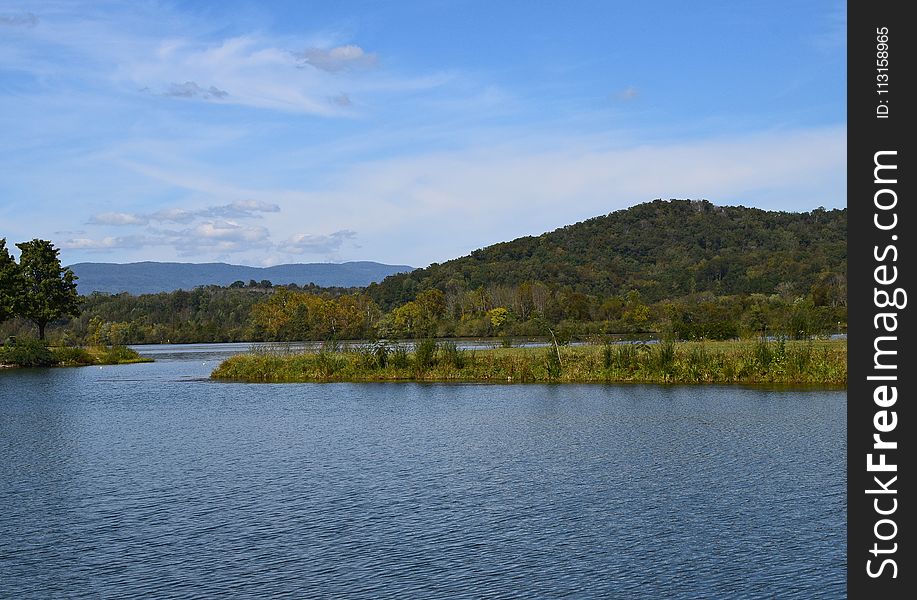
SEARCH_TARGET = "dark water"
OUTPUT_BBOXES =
[1,345,846,598]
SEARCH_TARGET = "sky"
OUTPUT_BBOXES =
[0,0,846,268]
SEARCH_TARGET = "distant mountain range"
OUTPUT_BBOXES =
[69,261,414,295]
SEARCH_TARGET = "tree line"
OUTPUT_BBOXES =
[1,275,846,346]
[1,201,847,346]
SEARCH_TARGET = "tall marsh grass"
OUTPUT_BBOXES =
[212,338,846,385]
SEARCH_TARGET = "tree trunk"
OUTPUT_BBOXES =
[38,322,46,340]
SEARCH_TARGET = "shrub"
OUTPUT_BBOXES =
[414,338,438,370]
[52,346,94,366]
[97,345,143,364]
[0,338,56,368]
[315,349,344,376]
[440,341,466,369]
[389,345,410,368]
[753,338,773,369]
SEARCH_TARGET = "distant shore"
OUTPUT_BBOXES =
[211,339,847,386]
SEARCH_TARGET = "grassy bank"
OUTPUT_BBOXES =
[0,338,152,368]
[211,339,846,386]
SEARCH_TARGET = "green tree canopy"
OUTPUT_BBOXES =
[15,239,80,339]
[0,238,22,324]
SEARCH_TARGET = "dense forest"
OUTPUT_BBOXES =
[1,200,847,345]
[367,199,847,308]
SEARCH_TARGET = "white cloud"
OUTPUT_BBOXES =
[88,211,148,225]
[64,220,272,256]
[149,208,195,223]
[205,199,280,218]
[60,234,152,250]
[167,220,271,255]
[194,220,269,242]
[269,126,848,265]
[68,125,845,266]
[88,200,280,226]
[280,230,356,255]
[122,35,372,115]
[296,45,378,72]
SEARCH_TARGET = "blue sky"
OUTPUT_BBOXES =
[1,1,846,267]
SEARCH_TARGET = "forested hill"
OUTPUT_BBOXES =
[368,199,847,309]
[69,261,414,295]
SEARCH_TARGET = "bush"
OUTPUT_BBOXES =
[97,345,143,364]
[0,337,56,367]
[440,341,466,369]
[414,338,438,370]
[389,345,410,368]
[315,349,344,376]
[52,346,94,366]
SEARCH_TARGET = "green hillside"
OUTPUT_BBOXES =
[368,199,847,309]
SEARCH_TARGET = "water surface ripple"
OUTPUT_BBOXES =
[1,347,846,598]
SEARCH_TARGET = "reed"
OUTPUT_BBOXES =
[211,339,846,386]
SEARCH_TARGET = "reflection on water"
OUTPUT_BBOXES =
[0,345,846,598]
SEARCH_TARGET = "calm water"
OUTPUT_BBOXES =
[1,344,846,598]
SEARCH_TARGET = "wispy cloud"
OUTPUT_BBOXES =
[2,2,846,268]
[296,45,378,72]
[280,230,357,255]
[120,35,389,115]
[61,234,154,250]
[87,200,279,226]
[78,198,352,259]
[162,81,229,100]
[63,222,355,259]
[77,125,845,265]
[268,125,848,264]
[0,12,38,28]
[330,92,352,107]
[88,212,148,226]
[613,86,639,101]
[167,220,272,255]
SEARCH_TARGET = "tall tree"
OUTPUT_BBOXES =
[0,238,22,324]
[15,239,80,340]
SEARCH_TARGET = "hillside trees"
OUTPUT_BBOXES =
[367,200,847,309]
[250,289,381,341]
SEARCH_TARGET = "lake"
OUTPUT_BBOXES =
[1,343,846,598]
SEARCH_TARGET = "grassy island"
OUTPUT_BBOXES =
[0,338,152,368]
[211,338,846,386]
